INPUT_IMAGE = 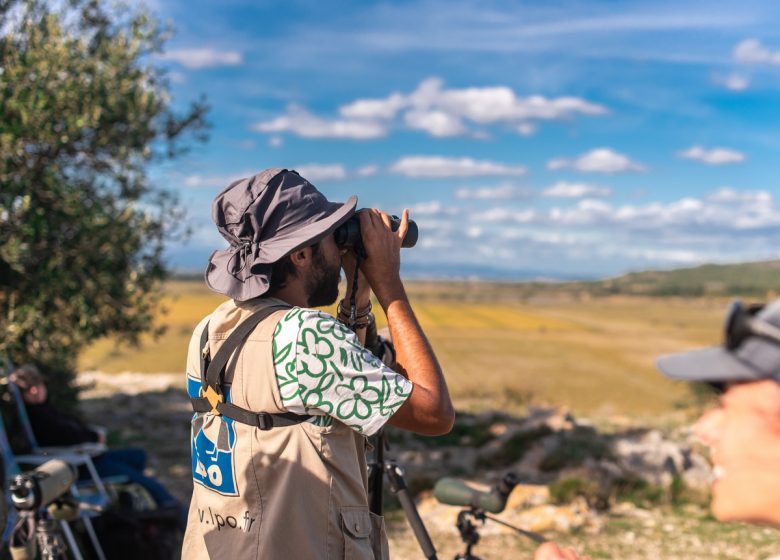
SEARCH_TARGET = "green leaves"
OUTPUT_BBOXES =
[0,0,208,406]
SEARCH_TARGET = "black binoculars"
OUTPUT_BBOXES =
[334,213,418,249]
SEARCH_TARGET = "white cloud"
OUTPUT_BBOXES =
[542,181,612,198]
[356,165,379,177]
[160,48,243,69]
[678,145,745,165]
[516,123,537,136]
[547,148,645,174]
[734,38,780,65]
[183,171,256,189]
[408,78,607,124]
[403,109,467,137]
[707,187,771,204]
[256,77,607,140]
[390,156,527,178]
[411,201,446,215]
[339,93,406,120]
[294,164,347,182]
[392,184,780,278]
[455,183,531,200]
[253,105,387,139]
[474,208,537,223]
[268,136,283,148]
[723,73,750,91]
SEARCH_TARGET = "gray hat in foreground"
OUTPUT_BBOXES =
[657,299,780,384]
[205,168,357,301]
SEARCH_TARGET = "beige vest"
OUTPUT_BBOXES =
[182,297,389,560]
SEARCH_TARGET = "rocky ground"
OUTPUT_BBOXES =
[77,371,780,560]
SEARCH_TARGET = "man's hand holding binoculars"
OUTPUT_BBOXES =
[356,208,409,307]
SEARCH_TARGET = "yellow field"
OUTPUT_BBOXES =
[78,281,727,417]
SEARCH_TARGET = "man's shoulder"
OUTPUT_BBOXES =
[276,307,340,331]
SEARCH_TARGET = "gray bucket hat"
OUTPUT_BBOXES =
[205,168,357,301]
[657,299,780,384]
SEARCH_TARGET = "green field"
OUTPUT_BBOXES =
[78,280,729,417]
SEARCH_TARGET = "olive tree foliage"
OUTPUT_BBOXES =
[0,0,208,404]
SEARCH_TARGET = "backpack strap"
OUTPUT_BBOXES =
[199,320,210,392]
[190,304,312,430]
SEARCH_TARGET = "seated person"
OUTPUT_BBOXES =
[10,364,183,518]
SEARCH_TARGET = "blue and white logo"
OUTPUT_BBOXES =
[188,376,239,496]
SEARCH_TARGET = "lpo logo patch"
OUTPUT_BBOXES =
[188,376,239,496]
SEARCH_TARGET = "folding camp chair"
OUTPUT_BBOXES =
[4,378,113,502]
[0,361,107,559]
[0,410,106,560]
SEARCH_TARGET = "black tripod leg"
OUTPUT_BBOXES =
[384,462,438,560]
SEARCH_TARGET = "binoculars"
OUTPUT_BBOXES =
[334,213,418,249]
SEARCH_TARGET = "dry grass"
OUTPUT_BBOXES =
[79,281,726,417]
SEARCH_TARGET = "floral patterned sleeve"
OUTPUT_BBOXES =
[272,307,412,436]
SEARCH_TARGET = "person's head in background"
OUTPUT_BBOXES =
[10,364,47,405]
[657,299,780,527]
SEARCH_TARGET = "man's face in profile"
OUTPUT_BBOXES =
[306,234,342,308]
[695,380,780,526]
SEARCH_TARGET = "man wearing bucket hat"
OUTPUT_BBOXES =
[657,299,780,529]
[182,168,454,559]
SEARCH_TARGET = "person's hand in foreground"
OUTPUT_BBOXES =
[534,542,590,560]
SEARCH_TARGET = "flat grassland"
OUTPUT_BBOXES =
[79,280,726,418]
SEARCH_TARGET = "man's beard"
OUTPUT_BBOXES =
[306,249,341,307]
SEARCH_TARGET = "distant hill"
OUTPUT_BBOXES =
[397,259,780,302]
[172,259,780,300]
[573,259,780,298]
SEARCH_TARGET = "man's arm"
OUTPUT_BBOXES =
[358,209,454,436]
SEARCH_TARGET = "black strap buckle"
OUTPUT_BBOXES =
[255,413,273,430]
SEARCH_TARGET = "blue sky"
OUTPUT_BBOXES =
[150,0,780,279]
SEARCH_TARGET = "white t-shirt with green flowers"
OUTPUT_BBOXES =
[272,307,412,436]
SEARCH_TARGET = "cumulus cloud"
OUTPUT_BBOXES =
[734,38,780,65]
[404,109,468,137]
[678,145,745,165]
[252,105,387,139]
[406,78,607,124]
[455,183,531,200]
[355,165,379,177]
[294,164,348,182]
[160,48,242,69]
[254,77,607,141]
[707,187,771,204]
[515,123,537,136]
[722,73,750,91]
[410,201,449,215]
[395,185,780,278]
[474,208,537,223]
[339,93,406,120]
[182,171,256,189]
[464,187,780,239]
[542,181,612,198]
[547,148,645,174]
[390,156,527,178]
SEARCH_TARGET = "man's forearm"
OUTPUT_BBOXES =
[381,285,454,434]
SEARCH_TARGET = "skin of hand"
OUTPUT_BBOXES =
[534,542,591,560]
[356,208,454,436]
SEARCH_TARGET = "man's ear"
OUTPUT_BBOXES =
[288,247,312,270]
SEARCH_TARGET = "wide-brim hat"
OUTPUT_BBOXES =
[657,299,780,384]
[205,168,357,301]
